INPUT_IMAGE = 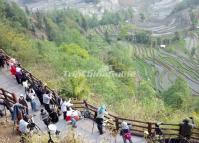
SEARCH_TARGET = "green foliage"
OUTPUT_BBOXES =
[100,9,134,26]
[161,77,191,109]
[0,22,30,52]
[61,44,89,59]
[134,32,151,44]
[137,80,156,100]
[68,76,90,99]
[5,2,28,28]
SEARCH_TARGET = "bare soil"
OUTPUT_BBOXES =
[0,117,20,143]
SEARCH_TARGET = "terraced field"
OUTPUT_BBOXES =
[129,45,199,95]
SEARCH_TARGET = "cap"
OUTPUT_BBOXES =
[20,94,24,97]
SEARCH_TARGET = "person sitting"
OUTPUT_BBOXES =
[95,105,108,135]
[179,117,195,140]
[120,121,133,143]
[71,112,77,128]
[65,107,80,122]
[49,108,59,123]
[40,109,50,127]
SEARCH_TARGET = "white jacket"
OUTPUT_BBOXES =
[61,99,73,112]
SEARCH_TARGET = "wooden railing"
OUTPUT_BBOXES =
[72,100,199,141]
[0,88,17,104]
[0,49,199,141]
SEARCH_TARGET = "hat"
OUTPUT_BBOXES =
[20,94,24,97]
[121,121,129,129]
[183,118,189,123]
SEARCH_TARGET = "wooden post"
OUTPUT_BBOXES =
[115,117,119,130]
[148,122,152,136]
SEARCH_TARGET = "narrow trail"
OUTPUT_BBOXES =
[0,68,146,143]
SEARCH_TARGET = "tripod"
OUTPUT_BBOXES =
[48,131,54,143]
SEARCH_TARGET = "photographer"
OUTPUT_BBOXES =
[95,105,108,135]
[179,117,195,140]
[40,109,50,127]
[18,118,31,135]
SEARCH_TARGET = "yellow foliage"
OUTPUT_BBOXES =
[61,44,89,59]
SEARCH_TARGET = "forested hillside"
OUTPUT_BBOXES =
[0,0,199,125]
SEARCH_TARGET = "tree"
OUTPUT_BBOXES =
[173,32,180,41]
[191,47,196,57]
[137,80,156,99]
[140,13,145,22]
[61,44,90,59]
[70,76,90,99]
[104,30,111,44]
[161,77,191,109]
[5,2,29,28]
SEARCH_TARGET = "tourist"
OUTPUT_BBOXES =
[18,118,30,135]
[21,71,28,84]
[179,117,195,140]
[61,98,67,120]
[15,65,22,84]
[71,111,77,128]
[49,108,59,123]
[43,90,52,113]
[34,84,44,105]
[120,121,133,143]
[27,88,37,112]
[18,94,29,115]
[95,105,108,135]
[12,102,26,124]
[0,54,5,69]
[40,109,50,127]
[10,63,16,76]
[61,98,73,120]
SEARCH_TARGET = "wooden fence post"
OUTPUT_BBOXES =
[115,117,119,130]
[148,122,152,136]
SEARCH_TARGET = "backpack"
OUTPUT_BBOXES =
[26,94,31,102]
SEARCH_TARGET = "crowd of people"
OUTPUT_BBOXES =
[0,52,196,143]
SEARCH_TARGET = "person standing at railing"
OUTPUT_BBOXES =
[34,84,44,105]
[61,98,73,120]
[95,105,108,135]
[0,54,5,69]
[120,121,133,143]
[43,90,52,113]
[15,65,23,84]
[179,117,195,140]
[61,98,67,120]
[21,71,28,84]
[10,62,16,76]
